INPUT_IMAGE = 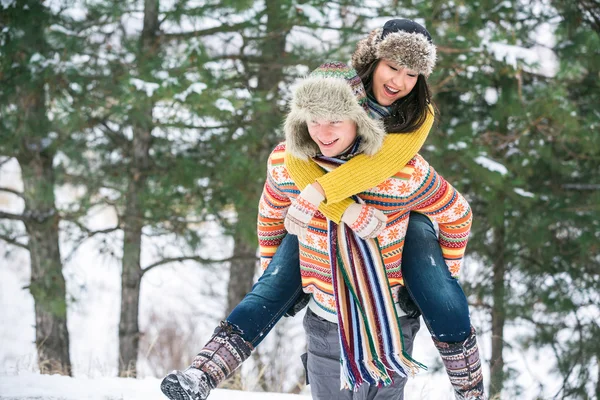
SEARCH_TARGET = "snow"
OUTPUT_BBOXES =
[1,0,15,9]
[474,155,508,175]
[514,188,535,198]
[447,141,468,150]
[173,82,207,101]
[130,78,161,97]
[0,372,312,400]
[488,42,558,78]
[215,98,235,113]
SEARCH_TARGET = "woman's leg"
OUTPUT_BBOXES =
[161,234,304,400]
[227,233,304,346]
[402,211,485,400]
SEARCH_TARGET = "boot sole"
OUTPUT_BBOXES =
[160,373,197,400]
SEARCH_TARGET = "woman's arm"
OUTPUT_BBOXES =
[285,105,434,223]
[410,155,473,278]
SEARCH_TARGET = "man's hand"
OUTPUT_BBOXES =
[284,184,325,239]
[341,203,387,239]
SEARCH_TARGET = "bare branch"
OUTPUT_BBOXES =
[0,187,24,199]
[0,234,29,250]
[64,217,120,238]
[0,211,26,222]
[0,157,14,169]
[142,254,257,275]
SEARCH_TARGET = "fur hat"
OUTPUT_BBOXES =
[352,19,437,77]
[284,62,385,160]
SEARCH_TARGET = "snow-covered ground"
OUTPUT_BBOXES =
[0,372,311,400]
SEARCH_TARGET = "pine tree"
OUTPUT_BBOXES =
[415,0,599,397]
[0,0,76,375]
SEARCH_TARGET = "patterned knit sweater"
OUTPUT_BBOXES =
[258,142,472,316]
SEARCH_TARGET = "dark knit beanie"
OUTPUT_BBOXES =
[352,19,437,76]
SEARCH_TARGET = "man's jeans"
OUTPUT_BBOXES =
[227,211,471,346]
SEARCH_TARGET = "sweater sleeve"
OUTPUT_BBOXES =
[410,156,473,278]
[285,104,434,223]
[257,146,291,271]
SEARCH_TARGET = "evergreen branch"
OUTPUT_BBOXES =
[562,183,600,190]
[142,254,257,275]
[577,1,600,35]
[155,122,235,130]
[0,211,26,222]
[0,234,29,250]
[436,46,471,54]
[161,20,259,41]
[0,187,24,199]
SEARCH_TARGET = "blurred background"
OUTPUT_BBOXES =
[0,1,598,399]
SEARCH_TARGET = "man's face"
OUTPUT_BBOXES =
[307,119,358,157]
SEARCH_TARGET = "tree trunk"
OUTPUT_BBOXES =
[117,0,159,377]
[489,223,506,398]
[14,2,71,375]
[225,0,291,318]
[118,177,145,377]
[596,353,600,400]
[20,152,71,375]
[225,232,257,316]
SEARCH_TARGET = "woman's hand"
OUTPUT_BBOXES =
[341,203,387,239]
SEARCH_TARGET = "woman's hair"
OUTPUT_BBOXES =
[358,59,437,133]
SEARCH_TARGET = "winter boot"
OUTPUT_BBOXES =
[161,321,253,400]
[433,326,486,400]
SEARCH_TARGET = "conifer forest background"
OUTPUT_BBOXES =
[0,1,599,399]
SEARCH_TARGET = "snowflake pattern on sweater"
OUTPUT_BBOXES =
[257,142,472,316]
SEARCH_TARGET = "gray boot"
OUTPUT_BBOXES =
[160,321,253,400]
[433,326,486,400]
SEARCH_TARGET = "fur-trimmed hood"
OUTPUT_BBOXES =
[284,63,385,160]
[352,19,437,76]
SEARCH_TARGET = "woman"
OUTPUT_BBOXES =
[162,19,485,400]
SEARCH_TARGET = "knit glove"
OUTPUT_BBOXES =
[341,203,387,239]
[284,184,325,239]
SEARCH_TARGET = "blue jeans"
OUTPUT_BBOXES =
[401,212,471,342]
[227,211,471,346]
[227,233,303,346]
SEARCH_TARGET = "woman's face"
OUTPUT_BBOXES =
[371,59,419,106]
[307,119,358,157]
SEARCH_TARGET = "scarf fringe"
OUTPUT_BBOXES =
[330,221,426,391]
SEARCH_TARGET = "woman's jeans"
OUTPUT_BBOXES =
[401,212,471,342]
[227,232,303,346]
[227,211,471,346]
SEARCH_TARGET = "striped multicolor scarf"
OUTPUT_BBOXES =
[365,93,393,120]
[313,145,426,391]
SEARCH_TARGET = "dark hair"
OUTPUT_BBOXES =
[358,59,436,133]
